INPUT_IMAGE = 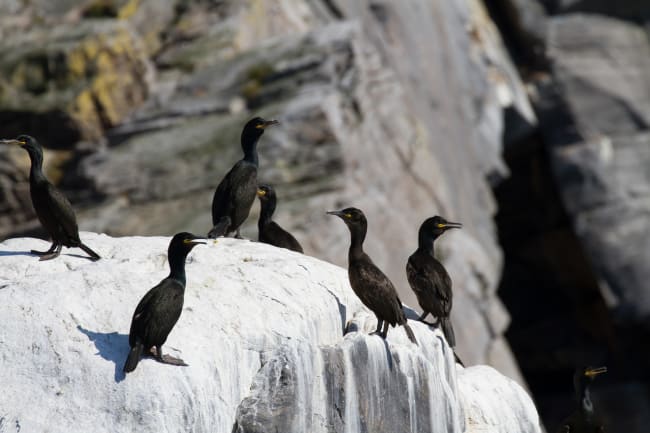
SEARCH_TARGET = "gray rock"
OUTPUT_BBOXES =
[543,15,650,322]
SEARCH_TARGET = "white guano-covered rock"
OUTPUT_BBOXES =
[0,233,541,433]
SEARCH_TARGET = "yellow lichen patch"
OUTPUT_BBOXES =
[44,150,74,185]
[69,89,102,139]
[117,0,140,20]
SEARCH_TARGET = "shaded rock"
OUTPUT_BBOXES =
[542,15,650,323]
[540,0,650,22]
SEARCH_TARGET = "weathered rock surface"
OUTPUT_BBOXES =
[0,0,533,382]
[0,234,541,433]
[544,14,650,323]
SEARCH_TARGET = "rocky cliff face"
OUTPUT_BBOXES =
[487,0,650,431]
[0,0,530,383]
[0,234,540,433]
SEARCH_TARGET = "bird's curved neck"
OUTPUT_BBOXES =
[577,382,595,419]
[259,199,276,227]
[348,224,366,260]
[168,253,188,286]
[27,148,46,183]
[241,134,261,165]
[418,233,437,256]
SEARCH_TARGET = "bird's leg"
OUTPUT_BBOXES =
[234,229,243,239]
[31,243,57,256]
[380,321,389,339]
[155,345,188,367]
[370,320,384,336]
[38,244,62,261]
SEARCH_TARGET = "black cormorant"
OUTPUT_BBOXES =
[123,232,207,373]
[558,366,607,433]
[327,207,417,344]
[208,117,278,239]
[0,135,100,261]
[406,216,461,347]
[256,184,303,253]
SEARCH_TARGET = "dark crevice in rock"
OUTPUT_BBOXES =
[493,125,613,430]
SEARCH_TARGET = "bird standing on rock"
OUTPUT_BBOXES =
[328,207,417,345]
[256,184,303,253]
[123,232,208,373]
[208,117,278,239]
[558,366,608,433]
[0,135,100,261]
[406,216,461,348]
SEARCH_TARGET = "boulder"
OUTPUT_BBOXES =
[0,233,540,433]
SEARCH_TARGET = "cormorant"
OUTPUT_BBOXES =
[406,216,461,347]
[327,207,417,344]
[208,117,278,239]
[558,366,608,433]
[256,184,303,253]
[0,135,100,261]
[123,232,207,373]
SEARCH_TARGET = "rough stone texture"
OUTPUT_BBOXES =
[489,6,650,431]
[0,0,534,383]
[545,14,650,323]
[0,20,152,144]
[0,234,541,433]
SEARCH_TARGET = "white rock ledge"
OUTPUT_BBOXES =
[0,233,540,433]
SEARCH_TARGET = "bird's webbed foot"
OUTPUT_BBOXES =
[154,346,188,367]
[234,229,244,239]
[37,244,62,261]
[31,243,58,256]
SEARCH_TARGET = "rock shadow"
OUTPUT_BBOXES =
[0,250,34,257]
[77,325,129,383]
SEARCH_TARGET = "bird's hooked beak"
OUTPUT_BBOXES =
[0,139,24,147]
[327,210,354,221]
[184,238,209,246]
[584,366,607,378]
[257,119,279,129]
[439,221,462,230]
[257,188,267,197]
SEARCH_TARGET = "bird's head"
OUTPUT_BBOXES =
[579,366,607,382]
[0,134,41,153]
[574,366,607,393]
[169,232,208,257]
[420,215,462,240]
[256,183,277,203]
[327,207,367,229]
[243,117,278,137]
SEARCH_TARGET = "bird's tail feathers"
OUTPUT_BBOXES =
[440,317,456,348]
[80,243,101,261]
[123,343,143,373]
[453,350,465,367]
[403,322,418,346]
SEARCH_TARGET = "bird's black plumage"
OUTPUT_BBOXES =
[558,366,607,433]
[406,216,461,347]
[208,117,278,239]
[123,232,207,373]
[0,135,100,261]
[256,184,303,253]
[328,207,417,344]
